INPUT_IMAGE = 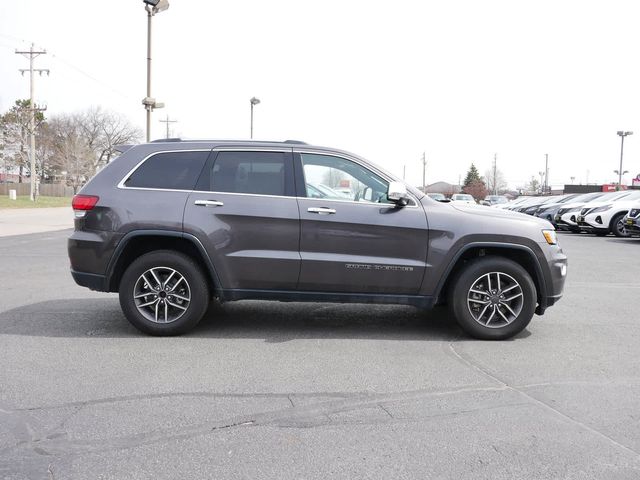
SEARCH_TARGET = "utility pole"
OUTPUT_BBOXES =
[544,153,549,194]
[16,43,49,201]
[159,115,177,139]
[421,152,426,192]
[403,164,406,181]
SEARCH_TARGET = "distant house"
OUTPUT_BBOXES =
[423,181,462,197]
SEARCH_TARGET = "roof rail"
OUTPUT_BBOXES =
[150,138,183,143]
[114,144,135,153]
[283,139,308,145]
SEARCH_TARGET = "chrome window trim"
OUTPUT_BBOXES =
[116,147,420,209]
[118,147,294,193]
[296,196,418,208]
[190,190,298,200]
[294,149,419,208]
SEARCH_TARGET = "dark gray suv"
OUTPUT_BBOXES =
[68,140,567,340]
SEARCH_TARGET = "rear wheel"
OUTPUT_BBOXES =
[448,257,537,340]
[119,250,209,335]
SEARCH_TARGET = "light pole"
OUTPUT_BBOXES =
[544,153,549,194]
[142,0,169,142]
[250,97,260,139]
[616,130,633,188]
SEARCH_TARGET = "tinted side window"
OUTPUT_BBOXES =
[124,151,209,190]
[199,151,292,196]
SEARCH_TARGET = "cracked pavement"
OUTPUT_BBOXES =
[1,230,640,479]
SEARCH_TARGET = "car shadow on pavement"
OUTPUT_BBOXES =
[605,237,640,244]
[0,298,473,342]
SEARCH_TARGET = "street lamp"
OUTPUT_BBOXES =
[142,0,169,142]
[616,130,633,188]
[250,97,260,139]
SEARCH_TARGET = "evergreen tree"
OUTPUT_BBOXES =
[463,163,481,187]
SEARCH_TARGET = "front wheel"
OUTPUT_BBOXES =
[611,212,629,238]
[448,257,537,340]
[119,250,210,335]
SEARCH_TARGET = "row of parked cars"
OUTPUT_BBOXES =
[496,190,640,237]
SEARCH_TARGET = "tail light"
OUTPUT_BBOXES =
[72,195,99,218]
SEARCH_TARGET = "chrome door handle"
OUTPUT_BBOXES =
[194,200,224,207]
[308,207,336,215]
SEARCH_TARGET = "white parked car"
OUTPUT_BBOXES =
[450,193,476,205]
[576,190,640,237]
[554,192,610,231]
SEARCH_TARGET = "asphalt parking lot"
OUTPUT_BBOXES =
[1,229,639,479]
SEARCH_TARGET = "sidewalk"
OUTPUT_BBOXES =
[0,207,74,237]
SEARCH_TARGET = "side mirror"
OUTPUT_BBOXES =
[387,181,410,206]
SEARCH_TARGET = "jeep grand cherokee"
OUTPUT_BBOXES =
[68,140,567,340]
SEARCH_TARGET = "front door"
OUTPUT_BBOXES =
[183,149,300,291]
[295,152,428,295]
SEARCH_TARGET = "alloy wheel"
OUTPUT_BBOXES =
[467,272,524,328]
[133,267,191,324]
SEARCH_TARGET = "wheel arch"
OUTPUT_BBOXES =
[435,243,548,313]
[106,230,222,296]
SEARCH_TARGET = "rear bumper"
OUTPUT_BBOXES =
[71,270,108,292]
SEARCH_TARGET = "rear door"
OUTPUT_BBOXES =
[294,151,429,294]
[183,148,300,291]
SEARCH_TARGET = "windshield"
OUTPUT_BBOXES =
[454,194,474,201]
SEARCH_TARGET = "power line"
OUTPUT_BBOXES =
[1,34,134,102]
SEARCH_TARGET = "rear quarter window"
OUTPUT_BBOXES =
[124,151,209,190]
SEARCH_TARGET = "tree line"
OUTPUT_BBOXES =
[0,100,141,192]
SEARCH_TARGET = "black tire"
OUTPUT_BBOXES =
[119,250,210,336]
[611,212,629,238]
[448,256,537,340]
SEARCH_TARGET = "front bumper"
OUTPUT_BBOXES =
[625,216,640,234]
[536,242,567,315]
[576,214,609,233]
[555,213,580,231]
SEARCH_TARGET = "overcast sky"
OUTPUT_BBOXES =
[2,0,640,189]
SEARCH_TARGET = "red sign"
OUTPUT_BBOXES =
[602,184,627,192]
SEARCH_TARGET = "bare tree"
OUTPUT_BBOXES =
[1,103,141,189]
[484,167,508,194]
[78,106,142,171]
[48,115,94,192]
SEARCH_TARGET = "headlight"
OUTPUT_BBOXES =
[590,205,612,213]
[542,229,558,245]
